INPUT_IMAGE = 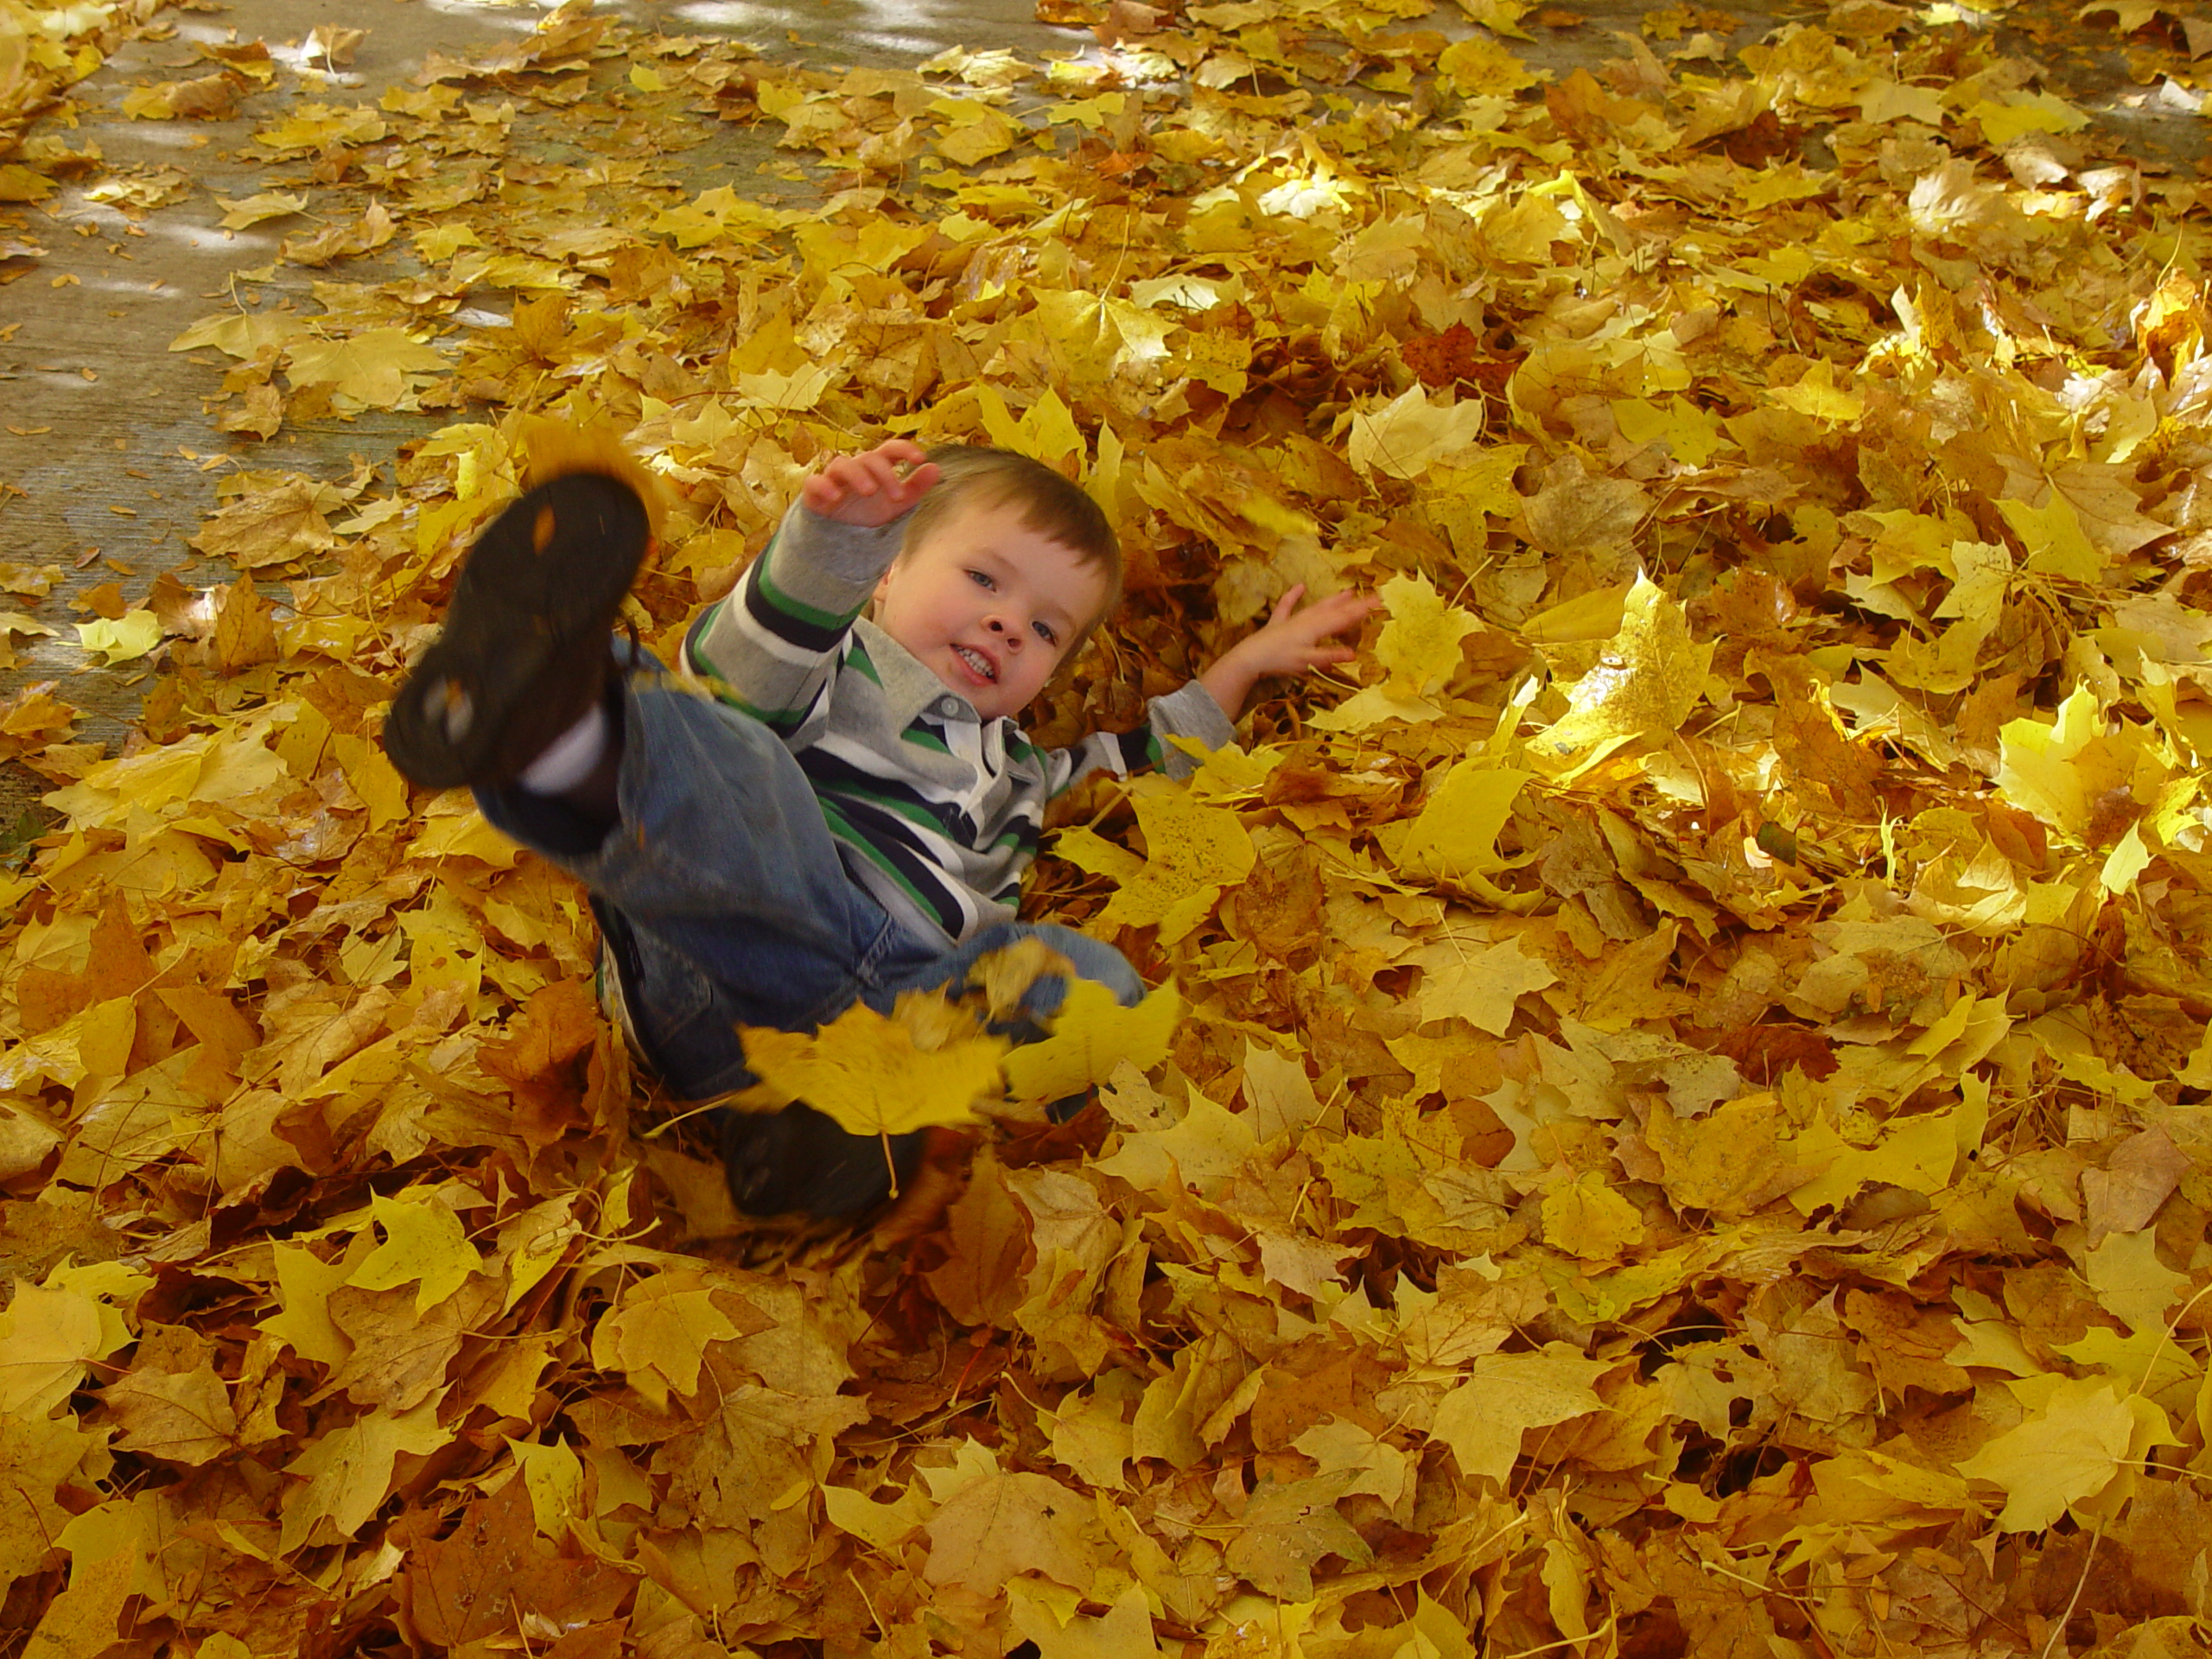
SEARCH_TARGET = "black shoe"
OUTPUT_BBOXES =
[384,471,652,790]
[719,1103,925,1220]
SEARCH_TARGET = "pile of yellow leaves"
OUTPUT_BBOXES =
[0,1,156,202]
[9,0,2212,1653]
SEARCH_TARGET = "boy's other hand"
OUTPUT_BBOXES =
[1198,584,1379,721]
[802,438,939,528]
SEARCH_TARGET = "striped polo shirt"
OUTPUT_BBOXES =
[679,499,1236,947]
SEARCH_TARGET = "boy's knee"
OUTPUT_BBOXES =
[1085,950,1144,1007]
[1020,930,1142,1014]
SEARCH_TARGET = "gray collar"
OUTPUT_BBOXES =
[854,617,980,727]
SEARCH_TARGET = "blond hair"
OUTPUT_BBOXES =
[899,446,1123,639]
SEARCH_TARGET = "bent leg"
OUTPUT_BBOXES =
[479,666,906,1096]
[882,923,1145,1121]
[883,920,1144,1020]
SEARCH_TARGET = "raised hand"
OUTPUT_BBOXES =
[1198,583,1379,721]
[801,438,940,528]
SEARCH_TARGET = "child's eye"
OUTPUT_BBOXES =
[1033,620,1058,646]
[966,569,995,589]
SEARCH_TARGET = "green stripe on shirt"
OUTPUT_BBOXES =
[755,552,864,633]
[818,796,952,921]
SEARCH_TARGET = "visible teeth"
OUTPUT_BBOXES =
[954,645,995,681]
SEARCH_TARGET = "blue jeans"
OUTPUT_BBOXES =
[476,663,1141,1102]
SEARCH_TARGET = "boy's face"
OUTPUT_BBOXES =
[874,493,1110,721]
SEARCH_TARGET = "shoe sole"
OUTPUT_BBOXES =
[385,472,652,789]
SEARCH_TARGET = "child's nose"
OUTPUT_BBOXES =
[988,616,1020,648]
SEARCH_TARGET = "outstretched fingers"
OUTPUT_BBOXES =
[1253,585,1379,674]
[802,439,940,525]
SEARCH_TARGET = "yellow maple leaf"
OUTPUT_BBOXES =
[1348,385,1485,480]
[1310,571,1483,730]
[506,1436,586,1538]
[1375,571,1483,695]
[0,1261,149,1418]
[1414,937,1558,1035]
[213,191,307,230]
[1541,1171,1646,1261]
[404,805,523,868]
[1522,582,1629,644]
[1010,1582,1165,1659]
[1433,445,1529,521]
[930,97,1016,165]
[1090,1090,1258,1198]
[823,1481,934,1553]
[1643,1094,1801,1217]
[347,1191,486,1314]
[1092,791,1256,942]
[1969,90,2089,145]
[1958,1376,2134,1531]
[168,310,301,359]
[284,327,448,407]
[254,102,387,154]
[1611,397,1727,467]
[648,185,791,250]
[1391,762,1534,902]
[587,1271,747,1410]
[1768,359,1865,423]
[974,382,1086,472]
[261,1243,356,1369]
[1454,0,1535,36]
[734,363,837,411]
[1997,495,2101,583]
[1786,1101,1974,1214]
[279,1401,448,1553]
[74,611,161,666]
[1003,977,1182,1106]
[741,999,1008,1137]
[1996,687,2170,842]
[2082,1229,2188,1334]
[1437,34,1541,95]
[1529,574,1713,779]
[0,1282,113,1418]
[121,73,239,121]
[1428,1344,1611,1484]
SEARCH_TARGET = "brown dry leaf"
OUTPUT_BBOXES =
[397,1478,629,1648]
[120,73,241,121]
[2082,1124,2190,1243]
[923,1466,1100,1592]
[1520,451,1650,561]
[188,475,341,568]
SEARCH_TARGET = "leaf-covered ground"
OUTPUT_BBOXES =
[6,0,2212,1654]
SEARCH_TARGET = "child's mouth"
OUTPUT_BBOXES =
[952,645,996,683]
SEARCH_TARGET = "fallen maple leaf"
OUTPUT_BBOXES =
[1958,1376,2138,1531]
[1002,976,1181,1105]
[741,998,1009,1137]
[1529,573,1713,778]
[1428,1344,1612,1484]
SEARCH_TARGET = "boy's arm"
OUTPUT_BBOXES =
[682,442,938,734]
[1039,586,1374,792]
[681,505,902,732]
[1037,681,1238,794]
[1197,584,1376,722]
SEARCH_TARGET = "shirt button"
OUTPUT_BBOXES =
[938,698,962,717]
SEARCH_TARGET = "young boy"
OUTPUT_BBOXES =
[383,436,1370,1219]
